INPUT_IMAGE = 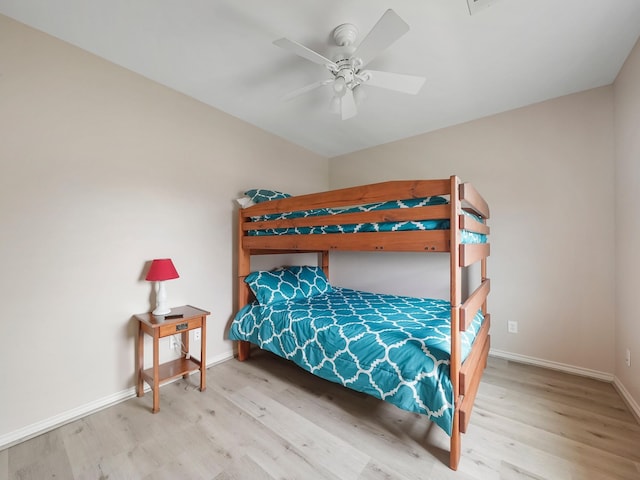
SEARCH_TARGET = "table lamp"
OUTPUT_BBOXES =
[145,258,179,315]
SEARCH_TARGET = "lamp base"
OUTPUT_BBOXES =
[152,280,171,316]
[152,306,171,316]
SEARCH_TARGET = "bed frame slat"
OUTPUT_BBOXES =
[460,314,490,395]
[460,243,490,267]
[459,213,490,235]
[243,230,450,252]
[460,182,490,219]
[459,334,490,433]
[243,204,451,232]
[460,279,490,331]
[243,179,451,216]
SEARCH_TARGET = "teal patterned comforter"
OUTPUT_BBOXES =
[247,197,487,244]
[229,287,485,435]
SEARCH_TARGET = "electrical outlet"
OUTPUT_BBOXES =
[194,329,201,341]
[626,349,631,367]
[170,336,179,351]
[507,321,518,334]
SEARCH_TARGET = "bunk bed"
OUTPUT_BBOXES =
[229,176,490,470]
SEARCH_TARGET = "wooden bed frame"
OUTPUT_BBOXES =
[234,175,490,470]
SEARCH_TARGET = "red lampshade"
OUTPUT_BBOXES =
[145,258,179,281]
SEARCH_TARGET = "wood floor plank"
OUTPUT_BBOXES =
[236,354,508,479]
[229,385,371,480]
[483,360,633,422]
[498,461,549,480]
[429,461,485,479]
[185,385,342,479]
[274,383,441,479]
[8,428,76,480]
[471,403,640,479]
[476,383,640,462]
[357,460,415,480]
[240,442,342,480]
[230,354,444,479]
[212,454,274,480]
[9,445,74,479]
[0,449,7,480]
[462,420,574,479]
[141,447,228,480]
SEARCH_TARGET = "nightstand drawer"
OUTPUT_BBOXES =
[158,316,202,337]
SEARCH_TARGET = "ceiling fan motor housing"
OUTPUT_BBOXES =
[333,23,358,47]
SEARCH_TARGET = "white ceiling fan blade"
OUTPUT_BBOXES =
[341,89,357,120]
[351,9,409,68]
[362,70,425,95]
[273,38,338,70]
[281,79,334,101]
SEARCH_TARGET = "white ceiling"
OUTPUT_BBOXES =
[2,0,640,157]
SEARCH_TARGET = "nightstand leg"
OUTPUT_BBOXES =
[200,321,207,392]
[152,334,160,413]
[136,322,144,397]
[182,330,190,380]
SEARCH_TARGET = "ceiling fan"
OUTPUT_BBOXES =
[273,9,426,120]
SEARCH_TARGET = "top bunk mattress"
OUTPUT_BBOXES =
[245,196,487,244]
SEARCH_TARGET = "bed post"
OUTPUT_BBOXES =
[449,175,462,470]
[319,250,329,279]
[237,207,251,361]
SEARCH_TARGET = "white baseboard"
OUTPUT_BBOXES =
[612,377,640,424]
[0,350,234,451]
[489,348,614,382]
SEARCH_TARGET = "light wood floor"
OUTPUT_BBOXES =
[3,351,640,479]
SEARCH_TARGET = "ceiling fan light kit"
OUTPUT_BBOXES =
[274,9,426,120]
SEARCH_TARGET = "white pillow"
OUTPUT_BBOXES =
[235,196,255,208]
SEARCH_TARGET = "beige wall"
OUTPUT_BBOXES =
[329,87,616,376]
[0,15,328,443]
[614,38,640,407]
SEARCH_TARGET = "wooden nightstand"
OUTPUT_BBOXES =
[135,305,210,413]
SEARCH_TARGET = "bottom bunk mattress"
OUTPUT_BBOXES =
[229,286,485,435]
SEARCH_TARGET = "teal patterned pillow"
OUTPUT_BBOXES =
[245,266,332,306]
[427,196,447,205]
[244,189,291,204]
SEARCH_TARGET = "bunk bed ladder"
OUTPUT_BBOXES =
[451,176,491,469]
